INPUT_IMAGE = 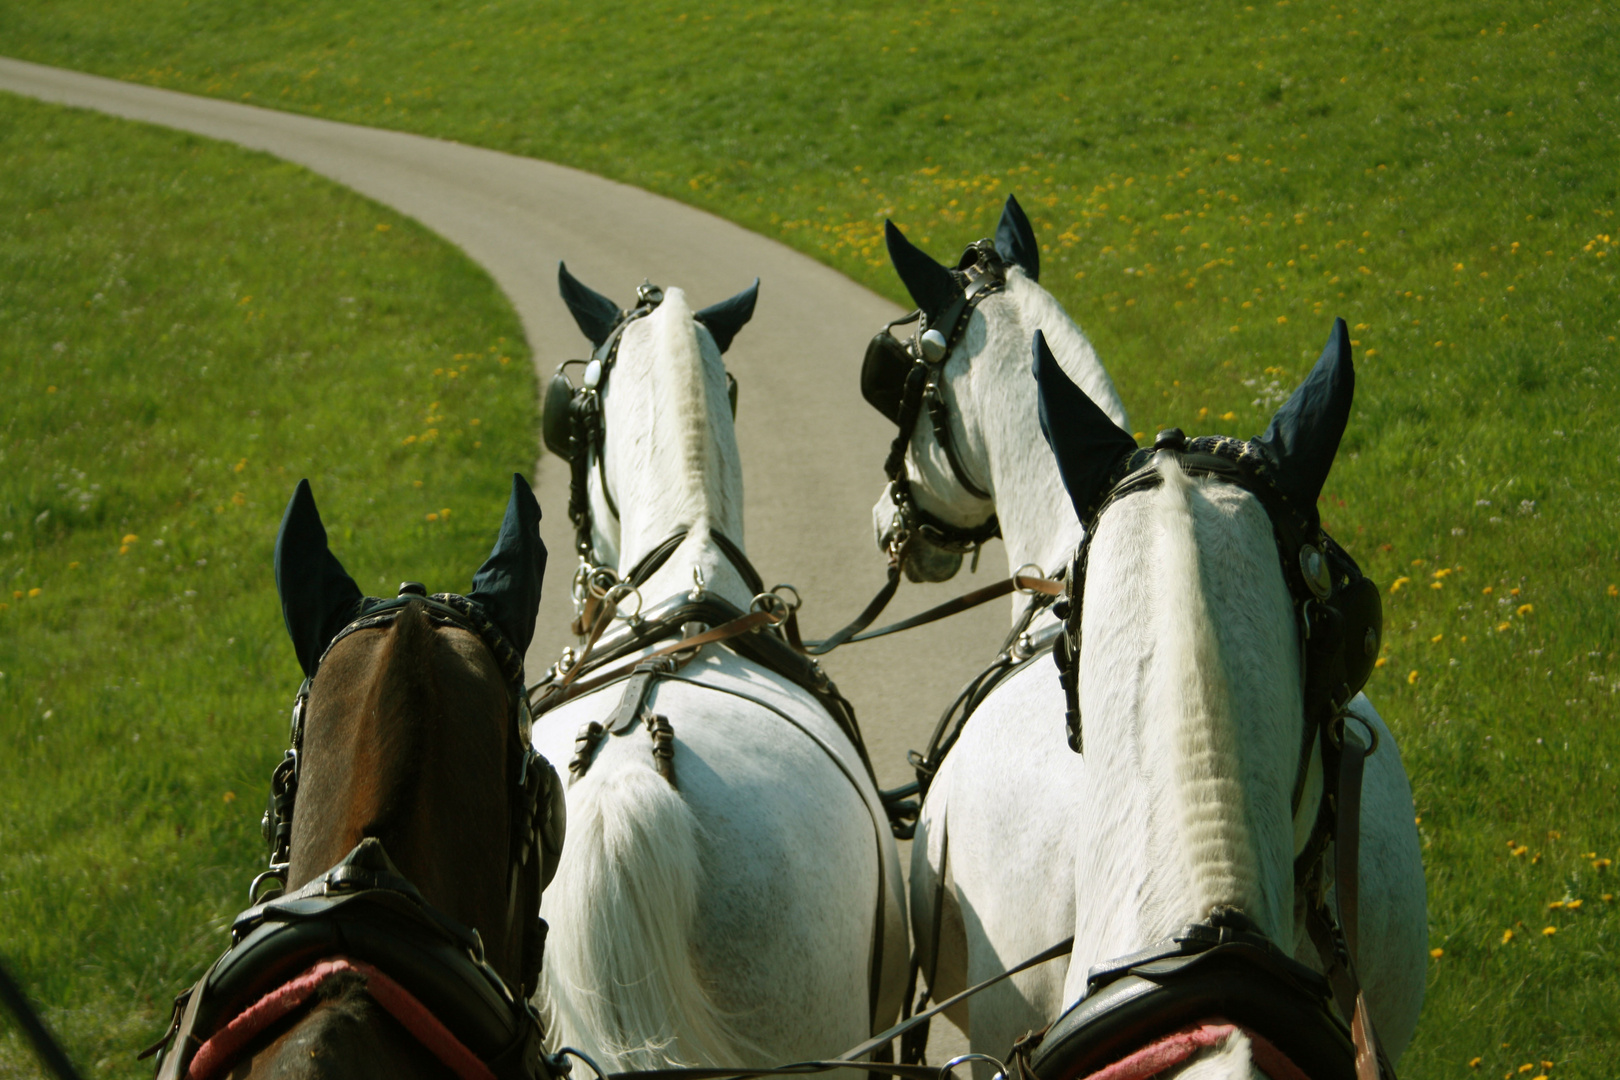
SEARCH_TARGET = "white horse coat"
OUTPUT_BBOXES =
[532,286,908,1071]
[874,224,1425,1074]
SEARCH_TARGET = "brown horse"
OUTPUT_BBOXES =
[150,476,562,1080]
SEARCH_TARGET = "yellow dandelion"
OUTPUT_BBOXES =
[1541,926,1556,937]
[470,418,481,426]
[403,435,417,445]
[10,590,20,599]
[1277,315,1287,324]
[1431,633,1444,643]
[1221,411,1237,421]
[27,587,41,598]
[1519,1065,1535,1074]
[223,791,236,803]
[1430,581,1443,590]
[426,513,439,522]
[439,508,451,519]
[122,534,138,544]
[1510,586,1521,596]
[1501,929,1513,944]
[231,492,246,507]
[500,356,511,365]
[234,458,247,473]
[1483,586,1493,595]
[1608,584,1618,597]
[1429,947,1443,959]
[1497,622,1511,632]
[413,480,424,488]
[68,561,79,569]
[1593,858,1611,870]
[1547,900,1565,910]
[1604,894,1614,902]
[376,223,391,232]
[1469,1059,1481,1069]
[1433,568,1452,579]
[47,385,57,394]
[1407,670,1419,685]
[1411,558,1426,566]
[1390,576,1411,594]
[1567,899,1582,910]
[1517,603,1533,616]
[119,545,129,554]
[0,602,8,612]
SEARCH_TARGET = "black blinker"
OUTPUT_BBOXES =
[725,371,739,419]
[861,330,914,424]
[541,369,576,459]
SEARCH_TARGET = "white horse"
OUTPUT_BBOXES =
[529,269,908,1072]
[869,201,1425,1073]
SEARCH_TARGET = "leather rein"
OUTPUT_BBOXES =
[146,588,562,1080]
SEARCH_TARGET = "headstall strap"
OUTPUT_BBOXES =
[879,240,1008,559]
[1045,428,1391,1079]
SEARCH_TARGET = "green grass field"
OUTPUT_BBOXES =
[0,94,537,1072]
[3,0,1618,1075]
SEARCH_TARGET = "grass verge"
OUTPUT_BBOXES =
[2,0,1618,1072]
[0,92,535,1073]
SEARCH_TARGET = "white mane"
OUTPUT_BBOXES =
[598,288,750,606]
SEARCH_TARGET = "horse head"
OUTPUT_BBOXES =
[183,475,564,1076]
[1031,323,1386,1077]
[865,196,1130,591]
[552,265,760,610]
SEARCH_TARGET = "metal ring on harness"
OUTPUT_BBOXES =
[940,1054,1010,1080]
[1012,564,1047,595]
[750,591,792,626]
[604,582,643,622]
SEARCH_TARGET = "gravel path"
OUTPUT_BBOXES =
[0,55,1012,793]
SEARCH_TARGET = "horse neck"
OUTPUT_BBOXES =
[955,273,1129,579]
[601,289,753,608]
[287,602,521,980]
[1075,458,1302,956]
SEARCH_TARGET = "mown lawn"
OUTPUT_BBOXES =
[0,94,536,1073]
[3,1,1618,1074]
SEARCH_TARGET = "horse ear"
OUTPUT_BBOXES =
[1033,331,1138,523]
[1250,318,1355,514]
[693,277,759,354]
[468,475,547,658]
[994,194,1040,282]
[275,480,365,678]
[885,219,964,326]
[557,262,621,348]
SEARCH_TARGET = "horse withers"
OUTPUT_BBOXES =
[147,476,563,1080]
[858,201,1424,1074]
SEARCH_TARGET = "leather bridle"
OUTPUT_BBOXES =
[147,587,563,1080]
[1035,426,1391,1080]
[862,239,1008,563]
[542,281,738,591]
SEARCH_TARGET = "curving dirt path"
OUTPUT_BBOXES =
[0,56,1014,797]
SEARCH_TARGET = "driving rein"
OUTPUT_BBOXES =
[146,588,564,1080]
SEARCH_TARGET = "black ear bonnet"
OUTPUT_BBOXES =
[1035,318,1381,753]
[543,269,752,461]
[274,476,546,681]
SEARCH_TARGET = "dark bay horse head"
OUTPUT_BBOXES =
[180,475,560,1078]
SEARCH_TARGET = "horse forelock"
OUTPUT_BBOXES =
[1083,456,1300,943]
